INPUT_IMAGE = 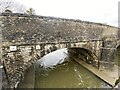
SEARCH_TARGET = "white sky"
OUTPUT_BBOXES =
[15,0,119,27]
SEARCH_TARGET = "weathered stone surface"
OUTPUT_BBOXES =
[2,49,39,88]
[1,13,118,43]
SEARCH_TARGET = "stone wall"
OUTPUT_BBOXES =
[1,13,118,43]
[2,47,39,88]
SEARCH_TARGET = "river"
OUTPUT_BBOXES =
[35,58,110,88]
[19,48,111,88]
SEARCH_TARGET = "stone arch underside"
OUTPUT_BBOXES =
[27,41,102,61]
[68,47,99,68]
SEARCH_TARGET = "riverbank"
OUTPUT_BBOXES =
[71,56,119,88]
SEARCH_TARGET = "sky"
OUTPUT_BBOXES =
[14,0,119,27]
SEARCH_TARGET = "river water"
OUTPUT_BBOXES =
[35,59,110,88]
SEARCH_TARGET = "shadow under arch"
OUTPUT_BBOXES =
[68,47,99,68]
[35,45,99,70]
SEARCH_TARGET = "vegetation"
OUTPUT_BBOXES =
[26,8,36,15]
[0,0,35,15]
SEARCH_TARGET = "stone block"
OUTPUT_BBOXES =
[101,48,116,63]
[103,41,117,48]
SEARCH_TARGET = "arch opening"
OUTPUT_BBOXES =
[68,47,99,68]
[36,45,99,69]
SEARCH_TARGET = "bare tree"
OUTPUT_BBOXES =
[0,0,27,13]
[26,8,36,15]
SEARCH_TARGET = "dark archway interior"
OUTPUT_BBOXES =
[115,45,120,66]
[68,47,98,68]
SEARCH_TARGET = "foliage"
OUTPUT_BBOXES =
[26,8,36,15]
[0,0,35,15]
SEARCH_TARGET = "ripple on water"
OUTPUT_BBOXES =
[35,59,111,88]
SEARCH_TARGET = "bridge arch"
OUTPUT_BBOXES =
[68,47,99,68]
[32,42,100,68]
[32,41,101,61]
[35,46,99,71]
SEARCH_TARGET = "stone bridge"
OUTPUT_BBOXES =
[0,13,119,88]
